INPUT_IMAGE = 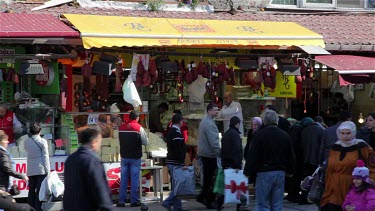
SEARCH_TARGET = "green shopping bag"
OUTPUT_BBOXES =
[213,167,224,195]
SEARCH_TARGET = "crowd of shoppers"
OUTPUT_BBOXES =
[1,100,374,211]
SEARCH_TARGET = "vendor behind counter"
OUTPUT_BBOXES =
[149,102,169,134]
[0,104,23,144]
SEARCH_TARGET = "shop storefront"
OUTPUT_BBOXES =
[2,12,330,198]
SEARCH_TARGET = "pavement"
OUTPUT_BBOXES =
[112,192,318,211]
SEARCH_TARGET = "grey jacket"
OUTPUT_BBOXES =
[25,135,50,176]
[197,115,220,158]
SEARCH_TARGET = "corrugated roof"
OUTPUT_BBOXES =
[0,13,79,37]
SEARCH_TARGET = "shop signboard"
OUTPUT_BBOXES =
[12,157,151,198]
[260,71,297,98]
[12,156,67,198]
[0,48,16,64]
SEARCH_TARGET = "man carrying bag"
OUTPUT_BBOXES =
[162,114,188,211]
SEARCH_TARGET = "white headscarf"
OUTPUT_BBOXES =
[335,121,365,147]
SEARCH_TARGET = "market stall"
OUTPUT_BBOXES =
[2,12,330,199]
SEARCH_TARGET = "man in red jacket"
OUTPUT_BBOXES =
[0,104,22,144]
[117,111,148,208]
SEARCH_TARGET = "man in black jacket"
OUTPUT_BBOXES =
[244,110,295,210]
[162,114,187,211]
[63,127,113,211]
[217,116,243,211]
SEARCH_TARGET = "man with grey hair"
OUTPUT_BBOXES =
[0,104,22,144]
[244,110,295,210]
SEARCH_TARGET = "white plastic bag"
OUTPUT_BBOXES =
[122,75,142,107]
[223,169,249,204]
[39,173,52,202]
[50,171,64,197]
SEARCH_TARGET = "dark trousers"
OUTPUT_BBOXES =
[28,174,47,211]
[216,194,241,211]
[321,203,343,211]
[198,157,218,206]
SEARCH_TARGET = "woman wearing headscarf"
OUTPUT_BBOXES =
[320,121,375,211]
[244,117,262,160]
[0,130,28,192]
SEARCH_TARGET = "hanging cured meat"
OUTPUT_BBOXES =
[227,67,235,85]
[142,70,151,87]
[191,61,198,82]
[115,64,123,92]
[197,60,204,75]
[149,59,158,83]
[82,63,92,94]
[137,58,145,76]
[202,63,210,79]
[254,70,262,90]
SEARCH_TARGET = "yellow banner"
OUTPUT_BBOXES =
[260,71,297,98]
[64,14,325,49]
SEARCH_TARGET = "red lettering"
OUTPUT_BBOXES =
[16,163,26,173]
[106,167,120,180]
[55,162,64,172]
[14,180,28,190]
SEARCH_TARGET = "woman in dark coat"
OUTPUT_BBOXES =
[0,130,28,192]
[244,117,262,160]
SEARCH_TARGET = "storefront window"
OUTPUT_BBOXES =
[270,0,296,5]
[306,0,332,3]
[337,0,363,8]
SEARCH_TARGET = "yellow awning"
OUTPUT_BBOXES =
[64,14,325,49]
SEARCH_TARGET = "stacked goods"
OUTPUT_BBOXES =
[147,132,166,151]
[100,137,120,162]
[184,113,205,146]
[61,114,78,154]
[231,85,251,99]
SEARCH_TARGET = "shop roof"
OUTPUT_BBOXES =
[0,13,79,38]
[1,2,374,49]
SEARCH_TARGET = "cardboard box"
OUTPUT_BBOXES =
[110,138,120,147]
[101,154,112,162]
[101,138,112,146]
[101,146,117,155]
[113,130,119,139]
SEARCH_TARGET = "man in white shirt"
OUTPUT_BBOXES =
[218,92,244,137]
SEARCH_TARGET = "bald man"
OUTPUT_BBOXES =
[0,104,22,144]
[218,93,244,137]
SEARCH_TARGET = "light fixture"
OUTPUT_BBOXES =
[358,113,364,124]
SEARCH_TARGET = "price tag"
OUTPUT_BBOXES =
[87,114,99,125]
[267,72,270,77]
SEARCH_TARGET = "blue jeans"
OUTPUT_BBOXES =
[255,171,285,211]
[119,158,141,204]
[162,164,182,211]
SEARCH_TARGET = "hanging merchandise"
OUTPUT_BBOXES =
[130,53,149,82]
[81,62,92,94]
[340,85,355,103]
[190,60,198,82]
[122,75,142,107]
[35,62,55,87]
[115,63,123,92]
[0,69,3,82]
[148,58,158,84]
[197,58,204,75]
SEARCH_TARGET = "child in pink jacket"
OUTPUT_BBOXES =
[342,160,375,211]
